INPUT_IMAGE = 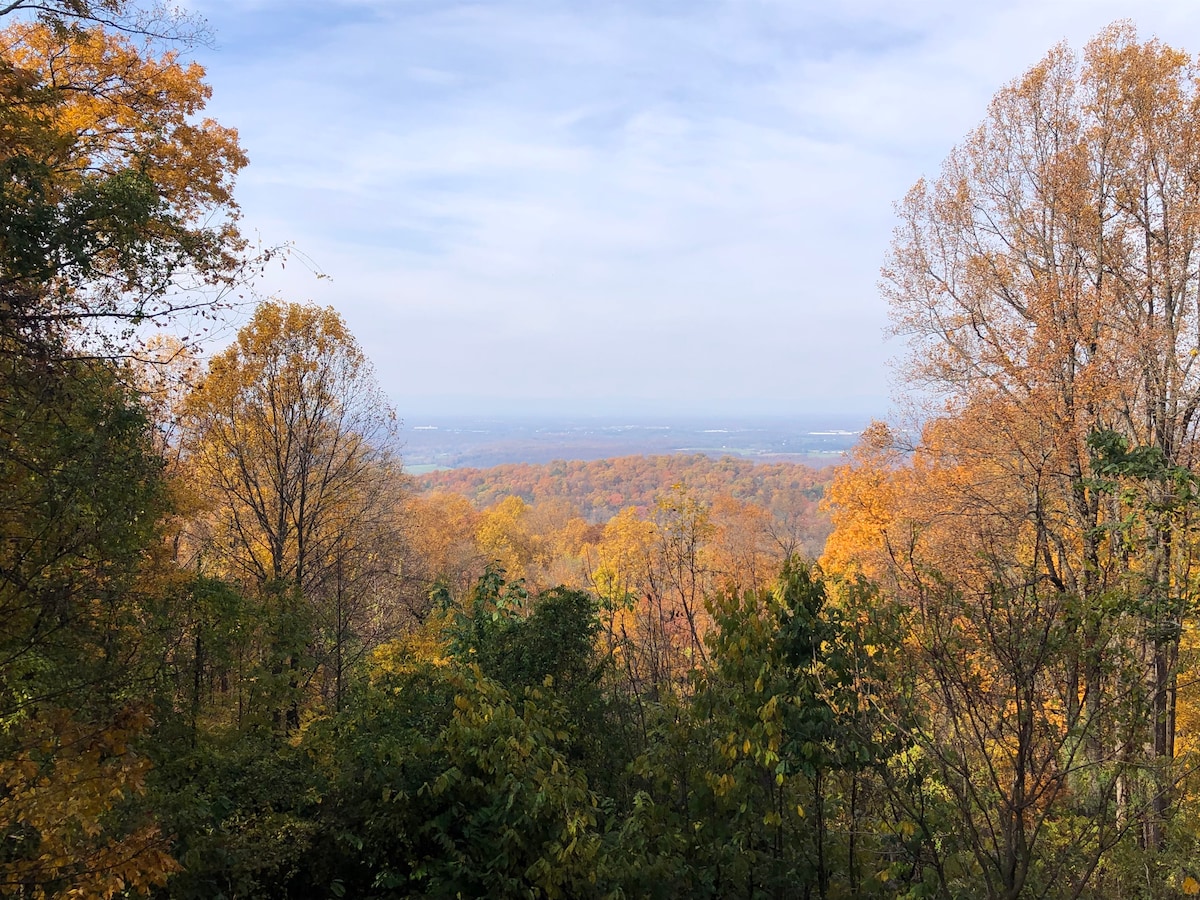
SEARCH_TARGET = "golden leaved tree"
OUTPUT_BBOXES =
[826,22,1200,895]
[181,301,405,721]
[588,487,721,704]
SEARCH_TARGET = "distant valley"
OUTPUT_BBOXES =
[398,414,868,471]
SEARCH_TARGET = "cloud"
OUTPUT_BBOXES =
[188,0,1200,415]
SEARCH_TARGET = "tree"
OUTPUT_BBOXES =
[474,494,540,583]
[831,21,1200,892]
[421,666,604,900]
[602,560,896,900]
[294,576,612,900]
[651,485,715,675]
[686,561,886,899]
[0,353,164,713]
[0,707,180,899]
[182,300,402,723]
[183,301,396,590]
[587,488,721,705]
[0,19,247,356]
[0,12,251,896]
[708,493,779,597]
[0,348,179,898]
[401,491,485,610]
[0,1,205,41]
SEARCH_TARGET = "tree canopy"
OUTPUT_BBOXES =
[0,16,245,356]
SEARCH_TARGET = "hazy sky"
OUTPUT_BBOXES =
[184,0,1200,418]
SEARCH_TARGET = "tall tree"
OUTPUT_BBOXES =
[182,301,403,720]
[827,21,1200,891]
[0,15,245,894]
[0,346,184,898]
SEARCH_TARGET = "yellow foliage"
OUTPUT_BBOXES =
[0,707,179,898]
[475,495,535,582]
[182,301,396,591]
[371,611,454,676]
[7,22,244,201]
[591,506,656,607]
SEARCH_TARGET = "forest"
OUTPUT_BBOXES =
[415,454,830,523]
[3,2,1200,898]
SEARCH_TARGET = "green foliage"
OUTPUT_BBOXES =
[452,570,641,802]
[285,595,610,899]
[147,727,321,900]
[450,569,602,713]
[601,559,899,899]
[0,344,180,896]
[1086,428,1198,508]
[421,667,604,899]
[0,347,165,720]
[165,574,622,900]
[303,661,455,898]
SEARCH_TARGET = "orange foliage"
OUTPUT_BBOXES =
[413,456,834,697]
[0,20,246,265]
[417,453,831,560]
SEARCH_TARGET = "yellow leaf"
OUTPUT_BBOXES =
[1182,876,1200,895]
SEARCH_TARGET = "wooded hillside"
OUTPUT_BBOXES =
[416,453,830,521]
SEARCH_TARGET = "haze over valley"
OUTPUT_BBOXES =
[400,414,864,470]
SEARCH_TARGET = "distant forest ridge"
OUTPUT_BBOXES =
[414,453,833,525]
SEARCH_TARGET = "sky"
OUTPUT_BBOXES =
[181,0,1200,419]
